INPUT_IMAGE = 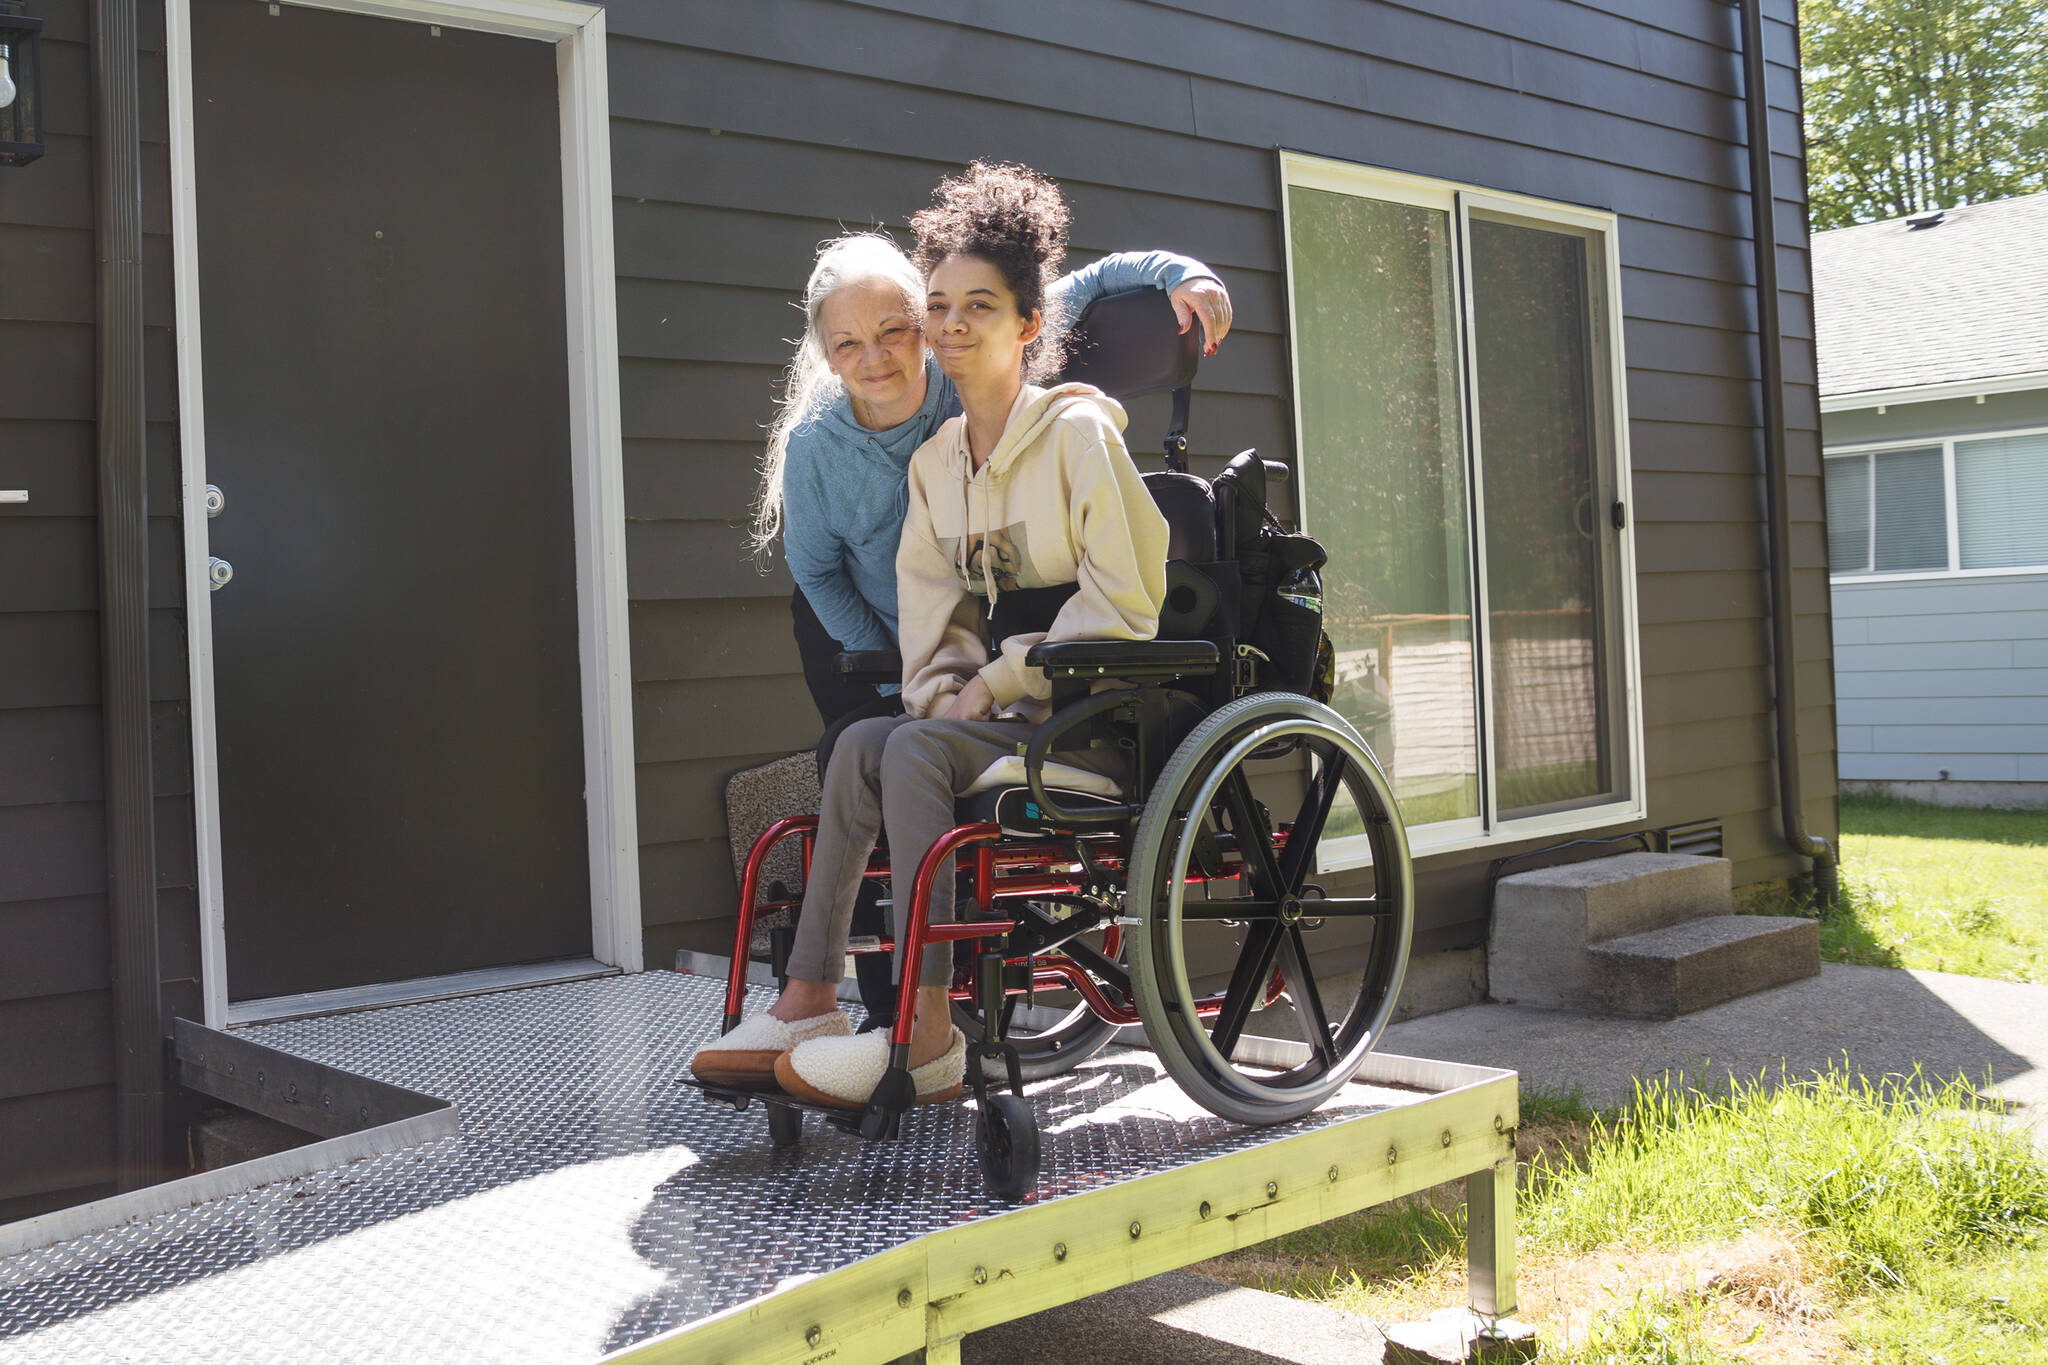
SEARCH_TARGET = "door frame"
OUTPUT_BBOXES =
[167,0,643,1027]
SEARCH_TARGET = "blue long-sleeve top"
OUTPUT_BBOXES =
[782,249,1216,678]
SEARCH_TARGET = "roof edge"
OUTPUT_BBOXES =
[1819,368,2048,413]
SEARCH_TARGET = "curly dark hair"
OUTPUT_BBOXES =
[911,160,1072,380]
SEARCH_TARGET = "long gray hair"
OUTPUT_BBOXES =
[751,233,926,558]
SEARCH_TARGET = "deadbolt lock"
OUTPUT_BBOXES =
[203,484,227,518]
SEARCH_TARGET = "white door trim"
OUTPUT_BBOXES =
[168,0,641,1029]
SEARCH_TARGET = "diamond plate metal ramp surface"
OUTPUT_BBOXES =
[0,973,1519,1365]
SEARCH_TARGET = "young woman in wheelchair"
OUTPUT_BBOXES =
[692,161,1171,1108]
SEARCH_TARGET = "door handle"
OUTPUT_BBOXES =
[0,490,25,504]
[209,557,234,590]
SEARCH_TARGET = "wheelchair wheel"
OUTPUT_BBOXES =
[1126,693,1413,1126]
[976,1093,1041,1201]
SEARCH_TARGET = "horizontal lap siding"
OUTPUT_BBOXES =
[603,0,1833,957]
[1832,574,2048,783]
[0,3,197,1217]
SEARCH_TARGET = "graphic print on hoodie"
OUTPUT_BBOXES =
[939,523,1046,595]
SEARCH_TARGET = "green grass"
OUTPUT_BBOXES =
[1747,795,2048,983]
[1846,1240,2048,1364]
[1524,1070,2047,1291]
[1199,1069,2048,1362]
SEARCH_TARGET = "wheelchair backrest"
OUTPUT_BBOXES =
[1050,283,1323,698]
[1056,286,1200,473]
[1057,286,1199,407]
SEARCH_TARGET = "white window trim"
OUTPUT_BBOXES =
[168,0,642,1028]
[1277,151,1647,871]
[1824,423,2048,583]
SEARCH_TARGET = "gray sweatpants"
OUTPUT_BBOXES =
[783,714,1119,988]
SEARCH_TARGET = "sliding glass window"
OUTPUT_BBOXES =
[1281,152,1644,859]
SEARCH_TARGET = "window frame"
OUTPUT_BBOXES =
[1278,151,1647,868]
[1823,423,2048,584]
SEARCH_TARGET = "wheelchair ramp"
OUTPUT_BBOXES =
[0,973,1519,1365]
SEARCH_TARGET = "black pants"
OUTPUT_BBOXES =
[790,588,904,1025]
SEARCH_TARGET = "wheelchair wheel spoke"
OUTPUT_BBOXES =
[1208,920,1283,1061]
[1275,926,1338,1067]
[1178,899,1281,921]
[1219,769,1285,901]
[1278,749,1345,890]
[1294,896,1389,918]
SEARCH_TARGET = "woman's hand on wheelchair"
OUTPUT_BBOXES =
[1170,277,1233,356]
[939,674,996,722]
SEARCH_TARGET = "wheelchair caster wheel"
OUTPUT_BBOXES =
[767,1104,803,1149]
[976,1093,1040,1200]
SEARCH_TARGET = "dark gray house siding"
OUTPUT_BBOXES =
[0,0,202,1222]
[603,0,1837,966]
[0,0,1834,1219]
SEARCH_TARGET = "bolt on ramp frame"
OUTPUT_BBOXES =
[0,973,1518,1365]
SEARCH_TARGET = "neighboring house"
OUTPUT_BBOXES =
[1813,194,2048,809]
[0,0,1833,1222]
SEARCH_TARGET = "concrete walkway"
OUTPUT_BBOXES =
[1385,962,2047,1150]
[966,963,2048,1363]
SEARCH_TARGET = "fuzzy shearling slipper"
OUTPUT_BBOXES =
[688,1009,853,1088]
[773,1028,967,1110]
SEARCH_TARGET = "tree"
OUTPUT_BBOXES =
[1801,0,2048,229]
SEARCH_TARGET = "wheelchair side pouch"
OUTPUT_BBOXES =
[1252,592,1330,700]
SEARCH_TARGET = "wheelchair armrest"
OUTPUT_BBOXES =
[1025,639,1219,682]
[834,650,902,684]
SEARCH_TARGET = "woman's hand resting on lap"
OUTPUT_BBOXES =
[939,675,996,722]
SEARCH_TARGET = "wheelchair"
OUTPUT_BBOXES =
[690,288,1415,1200]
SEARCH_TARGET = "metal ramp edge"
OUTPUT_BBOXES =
[605,1051,1520,1365]
[0,1020,459,1261]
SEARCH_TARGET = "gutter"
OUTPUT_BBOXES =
[90,0,165,1189]
[1817,369,2048,412]
[1738,0,1840,906]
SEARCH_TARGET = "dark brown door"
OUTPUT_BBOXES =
[193,0,591,1000]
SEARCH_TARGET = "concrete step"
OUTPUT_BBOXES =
[1589,915,1821,1020]
[1488,853,1733,1010]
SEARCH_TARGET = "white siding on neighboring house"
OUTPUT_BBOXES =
[1832,573,2048,785]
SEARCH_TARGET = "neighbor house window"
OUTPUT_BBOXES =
[1280,151,1644,859]
[1824,428,2048,578]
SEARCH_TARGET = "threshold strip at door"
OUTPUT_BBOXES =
[227,955,619,1025]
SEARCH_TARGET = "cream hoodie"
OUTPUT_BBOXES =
[897,382,1169,723]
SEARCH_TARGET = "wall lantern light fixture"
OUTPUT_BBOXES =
[0,0,44,167]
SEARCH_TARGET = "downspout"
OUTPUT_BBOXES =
[1738,0,1839,906]
[90,0,165,1189]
